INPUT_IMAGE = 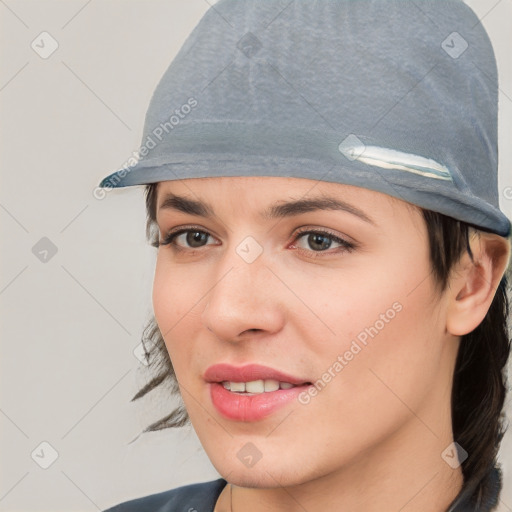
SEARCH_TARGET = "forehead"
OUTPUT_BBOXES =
[156,176,409,207]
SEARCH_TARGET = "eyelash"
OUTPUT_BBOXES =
[158,226,356,258]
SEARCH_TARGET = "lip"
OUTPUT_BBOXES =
[204,363,309,385]
[205,363,312,422]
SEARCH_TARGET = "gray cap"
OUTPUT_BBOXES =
[99,0,511,237]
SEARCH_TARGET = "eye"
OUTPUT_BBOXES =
[291,229,355,256]
[158,226,356,257]
[158,227,217,250]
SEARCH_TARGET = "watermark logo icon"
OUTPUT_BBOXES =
[338,134,366,161]
[31,32,59,59]
[441,442,468,469]
[237,32,262,59]
[236,236,263,264]
[32,237,58,263]
[237,442,263,468]
[133,342,150,366]
[31,441,59,469]
[442,32,468,59]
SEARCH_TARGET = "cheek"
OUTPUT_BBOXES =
[152,254,204,326]
[151,256,202,365]
[303,249,444,434]
[320,305,445,463]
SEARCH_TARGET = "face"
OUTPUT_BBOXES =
[152,176,455,489]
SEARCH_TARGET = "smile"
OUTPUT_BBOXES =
[204,364,313,422]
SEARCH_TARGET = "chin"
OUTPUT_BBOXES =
[210,452,317,489]
[220,469,300,489]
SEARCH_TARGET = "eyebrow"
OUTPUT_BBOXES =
[158,193,376,225]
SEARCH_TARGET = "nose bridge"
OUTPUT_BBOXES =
[201,239,283,340]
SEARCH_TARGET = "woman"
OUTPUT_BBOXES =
[99,1,511,510]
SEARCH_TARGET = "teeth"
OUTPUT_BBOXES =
[264,379,280,392]
[245,380,264,393]
[221,379,298,394]
[230,382,245,392]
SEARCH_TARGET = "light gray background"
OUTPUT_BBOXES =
[1,1,511,511]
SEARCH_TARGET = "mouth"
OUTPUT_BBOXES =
[220,379,305,395]
[204,363,313,421]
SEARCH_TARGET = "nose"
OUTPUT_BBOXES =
[201,250,285,343]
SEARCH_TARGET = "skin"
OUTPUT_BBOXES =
[152,176,510,512]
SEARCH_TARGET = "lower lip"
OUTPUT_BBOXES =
[209,382,311,422]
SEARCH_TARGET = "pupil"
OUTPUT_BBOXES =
[310,234,330,251]
[188,231,207,248]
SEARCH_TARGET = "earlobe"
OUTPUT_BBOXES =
[446,233,511,336]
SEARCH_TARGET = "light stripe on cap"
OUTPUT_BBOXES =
[340,145,453,182]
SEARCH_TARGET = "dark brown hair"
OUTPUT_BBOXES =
[135,182,511,507]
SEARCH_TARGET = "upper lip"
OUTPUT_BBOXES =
[204,363,311,385]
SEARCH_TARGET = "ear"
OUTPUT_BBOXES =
[446,231,511,336]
